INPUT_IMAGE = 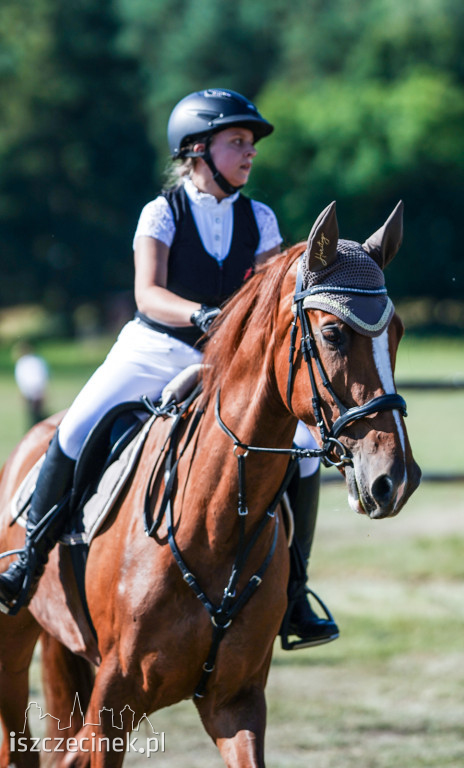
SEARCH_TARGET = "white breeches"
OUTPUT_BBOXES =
[294,421,320,477]
[58,318,320,477]
[58,319,202,460]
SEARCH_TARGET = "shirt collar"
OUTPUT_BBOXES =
[184,177,240,212]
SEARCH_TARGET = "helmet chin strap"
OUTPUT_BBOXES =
[202,146,244,195]
[185,135,244,196]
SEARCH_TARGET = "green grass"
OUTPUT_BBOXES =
[9,482,464,768]
[0,335,114,462]
[394,335,464,475]
[395,334,464,381]
[0,333,463,470]
[0,335,463,766]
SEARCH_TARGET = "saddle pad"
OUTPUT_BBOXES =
[10,415,155,546]
[10,456,45,527]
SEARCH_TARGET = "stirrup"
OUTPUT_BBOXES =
[280,587,339,651]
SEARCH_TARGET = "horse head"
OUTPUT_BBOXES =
[278,201,421,519]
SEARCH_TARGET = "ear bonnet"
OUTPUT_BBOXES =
[300,201,403,337]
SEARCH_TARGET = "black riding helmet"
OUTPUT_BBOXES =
[167,88,274,195]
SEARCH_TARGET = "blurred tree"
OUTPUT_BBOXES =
[0,0,156,325]
[273,0,464,84]
[1,0,463,316]
[116,0,284,150]
[117,0,464,302]
[251,68,464,299]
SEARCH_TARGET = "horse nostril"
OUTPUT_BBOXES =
[371,474,394,506]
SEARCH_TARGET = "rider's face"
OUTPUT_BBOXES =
[200,127,257,191]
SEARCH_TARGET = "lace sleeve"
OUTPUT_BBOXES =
[251,201,283,254]
[132,196,176,249]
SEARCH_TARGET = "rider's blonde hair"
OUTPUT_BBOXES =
[163,140,198,189]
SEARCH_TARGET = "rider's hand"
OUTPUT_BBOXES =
[190,305,221,334]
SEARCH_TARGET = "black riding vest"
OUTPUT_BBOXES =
[136,185,260,347]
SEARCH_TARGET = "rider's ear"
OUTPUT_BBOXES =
[362,200,404,269]
[192,142,206,155]
[305,201,339,272]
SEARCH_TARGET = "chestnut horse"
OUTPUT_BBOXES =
[0,202,420,767]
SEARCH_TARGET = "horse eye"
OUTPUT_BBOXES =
[321,325,342,346]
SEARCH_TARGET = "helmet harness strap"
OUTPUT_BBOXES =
[185,133,244,196]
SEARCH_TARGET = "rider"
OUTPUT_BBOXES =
[0,88,338,646]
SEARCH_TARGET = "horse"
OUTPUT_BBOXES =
[0,201,420,768]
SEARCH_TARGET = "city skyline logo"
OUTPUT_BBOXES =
[21,694,156,733]
[10,695,165,757]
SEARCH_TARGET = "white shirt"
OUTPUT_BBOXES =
[133,178,282,262]
[15,354,49,399]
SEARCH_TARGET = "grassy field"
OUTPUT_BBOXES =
[0,333,463,766]
[20,482,464,768]
[1,332,463,472]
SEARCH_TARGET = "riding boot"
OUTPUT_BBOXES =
[0,433,75,613]
[281,468,339,649]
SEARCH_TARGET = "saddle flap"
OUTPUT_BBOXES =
[68,413,156,546]
[71,401,152,513]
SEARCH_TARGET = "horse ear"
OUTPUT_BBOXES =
[362,201,404,269]
[305,201,339,272]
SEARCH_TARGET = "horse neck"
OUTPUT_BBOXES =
[197,345,296,540]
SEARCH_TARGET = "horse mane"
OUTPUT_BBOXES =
[201,243,304,404]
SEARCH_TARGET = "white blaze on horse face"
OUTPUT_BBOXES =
[372,329,405,451]
[372,328,395,393]
[372,328,408,496]
[347,328,408,516]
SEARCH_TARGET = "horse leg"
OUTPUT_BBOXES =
[40,633,95,740]
[57,652,136,768]
[195,684,267,768]
[0,611,41,768]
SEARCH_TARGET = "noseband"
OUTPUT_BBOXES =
[287,255,407,466]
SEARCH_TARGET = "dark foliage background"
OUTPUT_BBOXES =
[1,0,462,330]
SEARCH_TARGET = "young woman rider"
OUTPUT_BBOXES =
[0,88,338,647]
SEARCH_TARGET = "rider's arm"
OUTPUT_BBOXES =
[134,236,200,327]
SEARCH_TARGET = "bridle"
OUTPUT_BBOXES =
[217,253,408,468]
[287,254,407,466]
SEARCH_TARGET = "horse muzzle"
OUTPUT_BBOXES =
[345,453,421,519]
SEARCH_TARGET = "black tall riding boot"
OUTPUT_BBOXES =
[281,468,339,649]
[0,432,75,614]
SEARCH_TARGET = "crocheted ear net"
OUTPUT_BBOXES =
[301,240,394,337]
